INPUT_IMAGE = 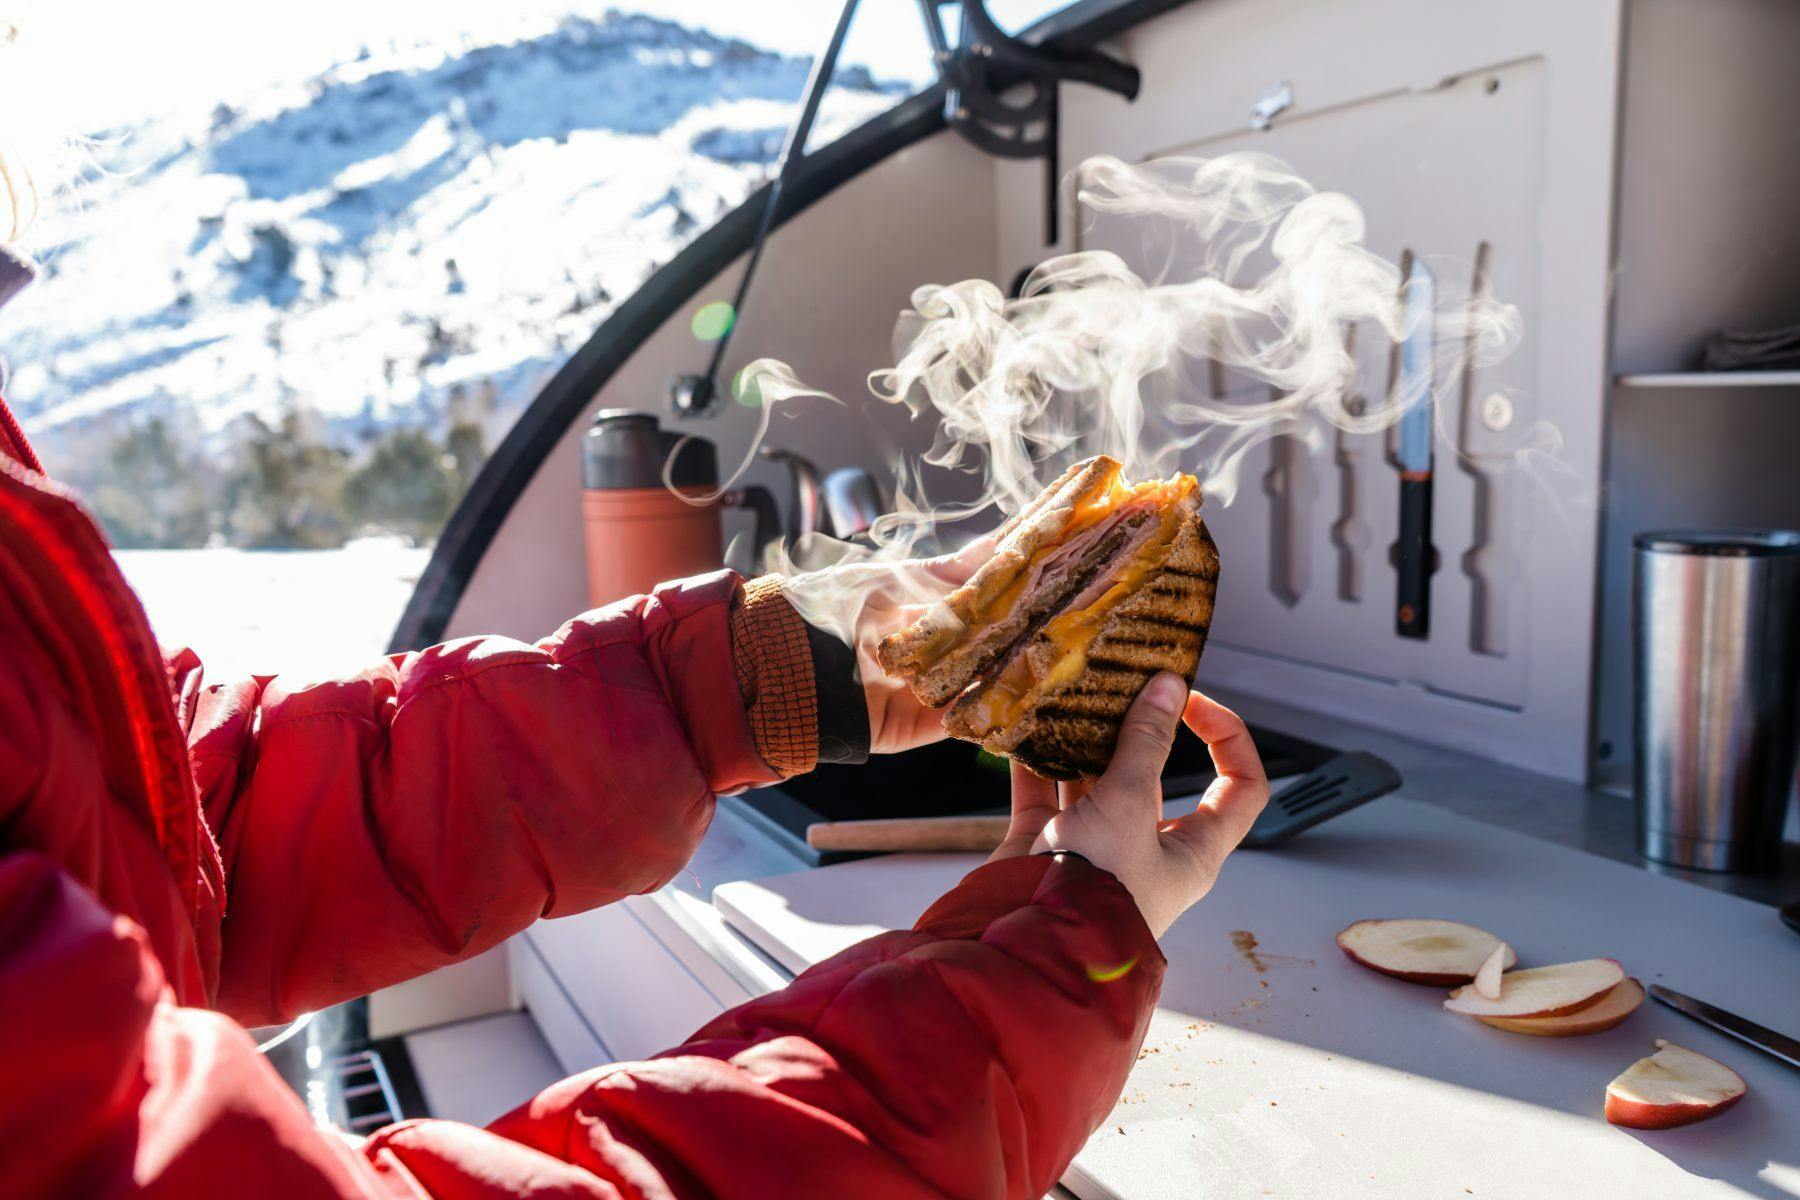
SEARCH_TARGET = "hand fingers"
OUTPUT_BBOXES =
[1095,672,1187,806]
[1182,691,1267,790]
[1164,694,1269,863]
[993,761,1060,861]
[1057,779,1091,809]
[1161,771,1266,868]
[1009,761,1058,820]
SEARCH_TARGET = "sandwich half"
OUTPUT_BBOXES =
[877,455,1219,781]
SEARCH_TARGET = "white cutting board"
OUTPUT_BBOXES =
[713,798,1800,1200]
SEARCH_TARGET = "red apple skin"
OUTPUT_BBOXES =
[1334,920,1512,986]
[1605,1088,1744,1130]
[1336,941,1478,987]
[1476,979,1644,1037]
[1443,958,1625,1018]
[1528,979,1621,1019]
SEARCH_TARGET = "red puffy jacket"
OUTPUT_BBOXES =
[0,394,1163,1198]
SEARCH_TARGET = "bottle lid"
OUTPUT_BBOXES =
[583,409,717,490]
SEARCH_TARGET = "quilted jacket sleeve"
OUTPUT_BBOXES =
[367,854,1164,1200]
[168,571,775,1027]
[0,849,1159,1199]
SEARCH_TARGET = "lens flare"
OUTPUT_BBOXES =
[1086,958,1139,983]
[691,300,735,342]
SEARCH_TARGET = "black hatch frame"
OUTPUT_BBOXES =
[389,0,1189,652]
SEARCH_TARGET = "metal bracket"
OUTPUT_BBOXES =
[1250,80,1294,131]
[922,0,1139,243]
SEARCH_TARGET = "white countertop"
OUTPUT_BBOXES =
[714,796,1800,1200]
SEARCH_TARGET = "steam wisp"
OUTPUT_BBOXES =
[735,152,1523,647]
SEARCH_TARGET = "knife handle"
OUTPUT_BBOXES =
[1395,474,1434,639]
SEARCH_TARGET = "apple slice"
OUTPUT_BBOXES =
[1476,977,1645,1037]
[1443,958,1623,1018]
[1336,919,1515,986]
[1473,942,1509,1000]
[1606,1040,1746,1129]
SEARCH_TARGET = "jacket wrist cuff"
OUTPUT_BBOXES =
[804,618,870,765]
[729,575,819,777]
[728,575,872,774]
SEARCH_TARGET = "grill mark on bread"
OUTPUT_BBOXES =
[1123,615,1210,636]
[1001,518,1216,780]
[1091,634,1204,654]
[890,465,1219,782]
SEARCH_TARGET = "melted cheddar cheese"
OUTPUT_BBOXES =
[966,476,1195,735]
[964,468,1190,631]
[964,464,1125,624]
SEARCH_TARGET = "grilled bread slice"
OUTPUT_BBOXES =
[877,454,1219,780]
[948,510,1219,780]
[876,455,1125,707]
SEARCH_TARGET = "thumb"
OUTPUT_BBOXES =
[1097,672,1187,799]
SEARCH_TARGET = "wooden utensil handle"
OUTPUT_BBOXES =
[806,815,1011,853]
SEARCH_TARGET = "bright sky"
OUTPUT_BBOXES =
[3,1,1072,132]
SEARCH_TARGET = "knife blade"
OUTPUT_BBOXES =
[1649,984,1800,1070]
[1393,257,1437,639]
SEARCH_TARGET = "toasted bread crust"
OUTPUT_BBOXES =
[946,510,1220,781]
[875,456,1121,679]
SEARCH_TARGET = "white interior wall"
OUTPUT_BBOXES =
[1608,0,1800,375]
[1591,0,1800,789]
[994,0,1626,782]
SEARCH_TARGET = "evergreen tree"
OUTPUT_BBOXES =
[221,407,352,548]
[341,426,458,544]
[88,417,217,548]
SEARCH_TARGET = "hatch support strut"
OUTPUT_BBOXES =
[671,0,1140,417]
[670,0,862,417]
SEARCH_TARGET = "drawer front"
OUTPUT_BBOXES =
[510,937,609,1076]
[523,900,730,1064]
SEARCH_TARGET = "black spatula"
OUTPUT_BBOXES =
[1238,751,1402,848]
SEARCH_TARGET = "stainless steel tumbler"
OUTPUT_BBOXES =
[1633,531,1800,872]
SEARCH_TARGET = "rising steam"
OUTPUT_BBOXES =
[737,152,1522,647]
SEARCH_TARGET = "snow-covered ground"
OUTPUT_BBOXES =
[6,12,905,461]
[114,540,430,682]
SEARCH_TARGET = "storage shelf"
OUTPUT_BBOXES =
[1614,370,1800,389]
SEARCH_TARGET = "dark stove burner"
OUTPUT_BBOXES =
[735,725,1337,865]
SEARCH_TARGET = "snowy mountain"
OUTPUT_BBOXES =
[1,12,904,473]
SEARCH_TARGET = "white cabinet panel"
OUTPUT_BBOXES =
[1082,63,1546,709]
[520,895,734,1068]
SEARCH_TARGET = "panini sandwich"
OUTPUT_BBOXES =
[878,455,1219,781]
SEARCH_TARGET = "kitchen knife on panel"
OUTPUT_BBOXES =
[1393,257,1437,639]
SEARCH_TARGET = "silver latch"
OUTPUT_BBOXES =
[1250,81,1294,131]
[1480,392,1515,433]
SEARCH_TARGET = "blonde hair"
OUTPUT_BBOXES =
[0,17,34,242]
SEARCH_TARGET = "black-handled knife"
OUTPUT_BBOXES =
[1393,258,1437,639]
[1649,984,1800,1071]
[1395,472,1433,637]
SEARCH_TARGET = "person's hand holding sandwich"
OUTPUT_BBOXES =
[870,452,1268,938]
[990,675,1268,937]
